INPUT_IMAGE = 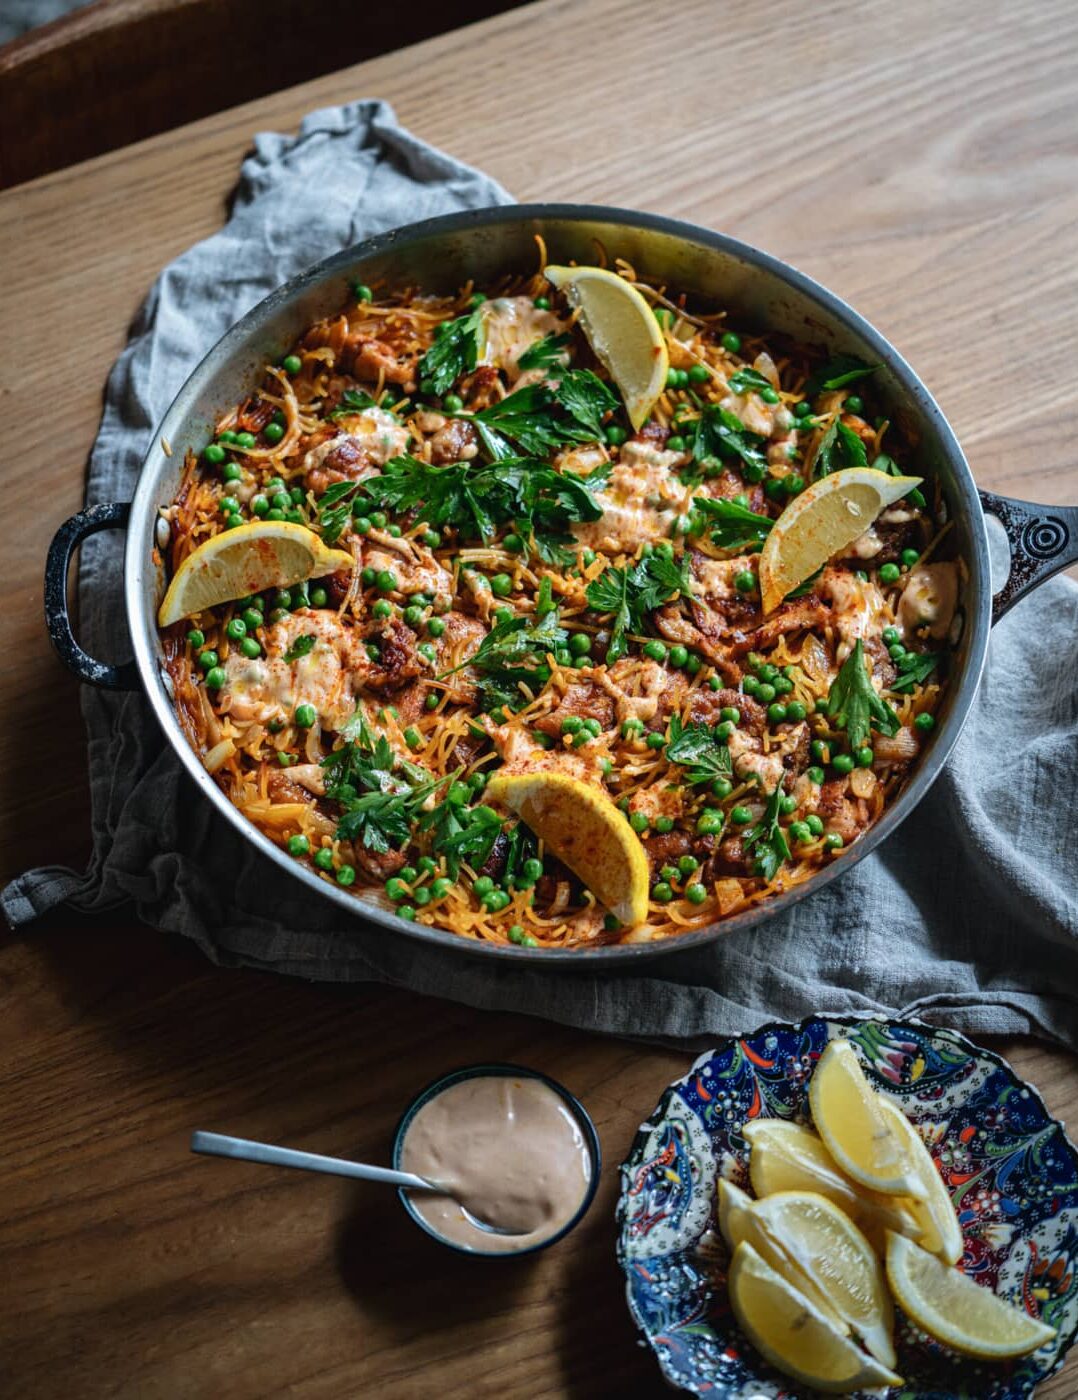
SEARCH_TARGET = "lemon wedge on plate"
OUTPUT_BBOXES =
[743,1118,919,1247]
[758,465,922,614]
[750,1189,896,1368]
[809,1039,925,1198]
[157,521,354,626]
[877,1097,964,1264]
[543,265,668,429]
[717,1181,850,1336]
[886,1231,1056,1358]
[483,771,649,926]
[729,1242,903,1394]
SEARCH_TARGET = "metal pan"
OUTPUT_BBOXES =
[44,206,1078,964]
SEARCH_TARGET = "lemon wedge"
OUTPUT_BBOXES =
[157,521,354,626]
[758,465,923,614]
[717,1180,850,1335]
[483,770,648,926]
[886,1231,1056,1358]
[543,265,668,429]
[809,1040,925,1198]
[743,1119,920,1249]
[877,1098,964,1265]
[729,1242,903,1394]
[751,1190,896,1368]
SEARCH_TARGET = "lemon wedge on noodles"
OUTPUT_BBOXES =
[483,771,649,926]
[886,1231,1056,1359]
[543,265,668,430]
[808,1039,925,1198]
[729,1242,903,1394]
[758,466,922,614]
[157,521,354,626]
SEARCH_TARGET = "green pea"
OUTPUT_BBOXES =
[832,753,855,774]
[353,282,373,302]
[764,477,786,503]
[666,435,687,453]
[532,292,552,310]
[778,794,798,815]
[654,815,675,834]
[882,626,901,646]
[734,570,757,594]
[742,461,765,484]
[336,865,356,886]
[205,665,226,690]
[643,640,667,662]
[282,355,302,375]
[263,421,285,446]
[696,810,723,835]
[651,881,673,903]
[374,569,397,594]
[653,307,674,329]
[224,617,246,641]
[824,833,844,851]
[397,904,416,921]
[806,766,825,785]
[287,834,310,857]
[290,703,315,729]
[428,877,451,900]
[384,877,408,902]
[789,820,811,843]
[888,643,907,662]
[313,848,334,871]
[685,654,703,675]
[759,386,780,404]
[721,331,741,352]
[844,394,864,415]
[629,811,649,834]
[814,698,829,713]
[418,642,437,664]
[265,509,285,522]
[756,682,776,704]
[773,675,793,696]
[674,856,699,879]
[520,858,543,884]
[685,883,707,905]
[742,675,760,697]
[687,363,711,384]
[879,562,901,584]
[186,628,205,648]
[810,739,829,763]
[605,424,628,446]
[793,400,812,418]
[914,712,936,733]
[715,720,735,741]
[198,649,219,672]
[803,813,823,836]
[203,442,227,465]
[560,715,583,736]
[238,637,260,659]
[646,731,666,750]
[857,746,874,767]
[785,474,805,496]
[230,431,254,450]
[785,700,807,722]
[370,599,392,622]
[730,806,752,825]
[668,644,689,668]
[489,573,512,598]
[620,718,644,739]
[900,548,920,570]
[711,777,733,799]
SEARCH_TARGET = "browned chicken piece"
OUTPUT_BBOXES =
[363,620,423,692]
[698,467,768,515]
[461,364,502,410]
[532,682,616,738]
[709,835,750,877]
[864,636,898,688]
[349,842,408,882]
[478,831,509,881]
[688,686,767,736]
[655,602,743,683]
[731,595,832,655]
[644,830,692,877]
[236,395,275,434]
[430,417,480,464]
[816,778,868,843]
[266,770,316,806]
[304,434,376,497]
[344,333,415,386]
[635,420,670,446]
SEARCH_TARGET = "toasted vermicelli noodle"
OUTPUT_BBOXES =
[158,253,958,948]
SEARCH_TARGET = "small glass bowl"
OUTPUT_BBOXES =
[392,1062,601,1258]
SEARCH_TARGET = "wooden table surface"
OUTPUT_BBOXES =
[2,0,1076,1394]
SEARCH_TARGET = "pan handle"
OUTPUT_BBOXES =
[45,502,139,690]
[979,490,1078,625]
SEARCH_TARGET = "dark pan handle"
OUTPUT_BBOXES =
[979,491,1078,625]
[45,502,139,690]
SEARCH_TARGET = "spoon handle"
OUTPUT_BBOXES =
[190,1131,437,1192]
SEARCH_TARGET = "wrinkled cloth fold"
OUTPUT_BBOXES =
[6,98,1077,1050]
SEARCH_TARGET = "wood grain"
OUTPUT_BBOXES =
[0,0,529,189]
[1,0,1076,1394]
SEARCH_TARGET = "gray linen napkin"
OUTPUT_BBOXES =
[5,99,1077,1048]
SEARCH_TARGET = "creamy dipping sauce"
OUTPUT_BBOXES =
[399,1074,593,1253]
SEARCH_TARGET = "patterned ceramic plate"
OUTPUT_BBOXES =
[617,1016,1078,1398]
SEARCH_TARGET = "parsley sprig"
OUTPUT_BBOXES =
[890,651,940,694]
[665,714,733,785]
[282,635,316,663]
[691,405,769,476]
[517,332,572,373]
[419,799,503,877]
[328,388,381,419]
[446,591,566,715]
[585,552,693,664]
[802,354,879,400]
[826,639,901,750]
[811,417,868,479]
[322,712,447,852]
[693,495,774,551]
[743,781,791,881]
[727,367,774,395]
[417,306,483,396]
[465,370,618,460]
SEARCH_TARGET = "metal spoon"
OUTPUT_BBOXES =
[190,1130,523,1236]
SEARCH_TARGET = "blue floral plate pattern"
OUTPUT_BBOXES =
[616,1016,1078,1398]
